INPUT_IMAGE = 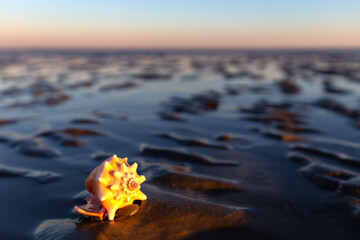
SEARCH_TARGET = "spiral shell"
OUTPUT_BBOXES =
[75,155,147,220]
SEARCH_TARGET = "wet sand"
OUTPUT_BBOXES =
[1,50,360,239]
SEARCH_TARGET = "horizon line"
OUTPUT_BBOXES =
[1,46,360,52]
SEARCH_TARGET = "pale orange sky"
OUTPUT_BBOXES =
[2,27,360,49]
[1,0,360,49]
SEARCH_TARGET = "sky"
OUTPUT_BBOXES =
[1,0,360,49]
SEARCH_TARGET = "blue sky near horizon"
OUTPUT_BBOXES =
[1,0,360,48]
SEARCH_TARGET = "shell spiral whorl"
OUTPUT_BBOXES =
[129,179,139,191]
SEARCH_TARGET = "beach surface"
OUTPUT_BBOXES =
[1,50,360,239]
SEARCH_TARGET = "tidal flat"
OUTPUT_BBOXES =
[0,50,360,239]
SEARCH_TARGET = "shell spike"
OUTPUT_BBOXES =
[138,175,146,184]
[119,163,126,172]
[104,161,112,171]
[100,192,113,201]
[98,177,110,185]
[136,190,147,200]
[109,155,119,167]
[113,155,124,165]
[123,157,130,167]
[130,163,138,172]
[107,207,117,221]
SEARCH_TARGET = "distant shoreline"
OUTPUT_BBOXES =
[1,47,360,55]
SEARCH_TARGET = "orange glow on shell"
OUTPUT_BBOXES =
[74,155,147,220]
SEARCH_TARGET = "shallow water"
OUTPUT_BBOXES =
[1,50,360,239]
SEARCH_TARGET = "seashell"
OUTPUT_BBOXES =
[74,155,147,220]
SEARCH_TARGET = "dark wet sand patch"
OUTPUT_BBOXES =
[253,128,308,142]
[315,98,359,119]
[91,151,113,161]
[0,115,38,126]
[155,132,231,150]
[35,185,248,240]
[99,81,137,91]
[71,118,100,124]
[158,110,188,122]
[161,91,221,114]
[141,144,238,166]
[150,171,243,193]
[292,143,360,168]
[60,128,104,137]
[216,133,251,144]
[287,151,360,218]
[274,123,323,134]
[93,110,130,120]
[0,163,61,183]
[277,79,301,94]
[0,132,61,158]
